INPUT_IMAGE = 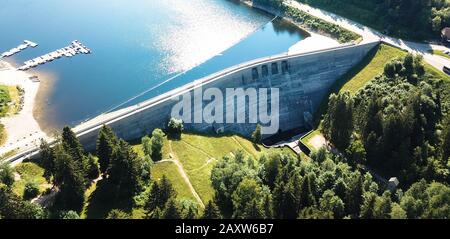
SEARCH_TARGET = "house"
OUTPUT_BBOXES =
[441,27,450,43]
[388,177,400,191]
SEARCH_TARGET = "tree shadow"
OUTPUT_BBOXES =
[252,143,262,152]
[85,179,134,219]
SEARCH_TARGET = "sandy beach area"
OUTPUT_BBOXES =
[0,60,48,157]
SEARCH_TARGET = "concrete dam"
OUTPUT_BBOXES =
[6,41,379,163]
[74,41,379,150]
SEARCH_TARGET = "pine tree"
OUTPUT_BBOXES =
[145,175,176,215]
[61,126,88,180]
[322,92,354,150]
[0,162,14,188]
[345,173,363,217]
[299,174,316,209]
[39,139,56,181]
[162,198,181,219]
[86,154,100,180]
[108,140,143,197]
[53,149,86,212]
[96,125,117,176]
[252,124,262,144]
[359,192,377,219]
[202,201,222,219]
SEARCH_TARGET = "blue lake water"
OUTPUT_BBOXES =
[0,0,307,131]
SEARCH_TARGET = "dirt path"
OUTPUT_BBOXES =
[164,141,205,208]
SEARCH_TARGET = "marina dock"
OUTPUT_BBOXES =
[17,40,91,71]
[0,40,38,58]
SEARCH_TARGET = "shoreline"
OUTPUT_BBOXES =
[240,0,341,54]
[0,60,49,157]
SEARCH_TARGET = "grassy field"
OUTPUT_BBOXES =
[300,129,323,150]
[12,162,50,198]
[0,85,21,145]
[339,44,407,94]
[148,133,296,204]
[311,44,406,127]
[302,44,408,152]
[424,63,450,82]
[430,50,450,60]
[302,43,450,152]
[151,161,197,201]
[80,132,296,218]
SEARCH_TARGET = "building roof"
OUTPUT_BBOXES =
[389,177,399,187]
[442,27,450,39]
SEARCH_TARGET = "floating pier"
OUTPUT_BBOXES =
[17,40,91,71]
[0,40,38,58]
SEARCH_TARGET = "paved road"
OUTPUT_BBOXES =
[288,0,450,72]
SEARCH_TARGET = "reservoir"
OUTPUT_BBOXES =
[0,0,307,131]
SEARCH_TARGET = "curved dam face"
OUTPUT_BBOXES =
[74,41,379,151]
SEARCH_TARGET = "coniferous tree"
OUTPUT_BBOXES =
[345,173,363,217]
[0,162,14,188]
[252,124,262,144]
[39,139,56,181]
[61,126,86,165]
[359,192,377,219]
[108,139,143,197]
[53,149,86,212]
[162,198,181,219]
[323,92,354,150]
[96,125,117,176]
[202,200,222,219]
[145,175,176,216]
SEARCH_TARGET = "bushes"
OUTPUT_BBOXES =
[297,0,450,40]
[284,6,360,43]
[23,181,40,200]
[167,118,183,139]
[252,0,361,43]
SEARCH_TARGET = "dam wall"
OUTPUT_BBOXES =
[4,41,379,164]
[74,41,379,151]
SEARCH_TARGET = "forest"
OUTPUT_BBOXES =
[297,0,450,40]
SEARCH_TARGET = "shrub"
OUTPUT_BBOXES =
[23,181,40,200]
[167,118,184,139]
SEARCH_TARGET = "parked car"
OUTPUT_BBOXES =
[443,66,450,75]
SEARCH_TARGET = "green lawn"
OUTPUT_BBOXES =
[300,129,323,151]
[304,44,450,153]
[81,132,296,218]
[166,133,295,204]
[133,133,296,205]
[151,161,197,201]
[305,44,407,152]
[430,49,450,60]
[0,85,21,145]
[12,162,50,198]
[339,44,407,94]
[424,63,450,82]
[313,43,406,126]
